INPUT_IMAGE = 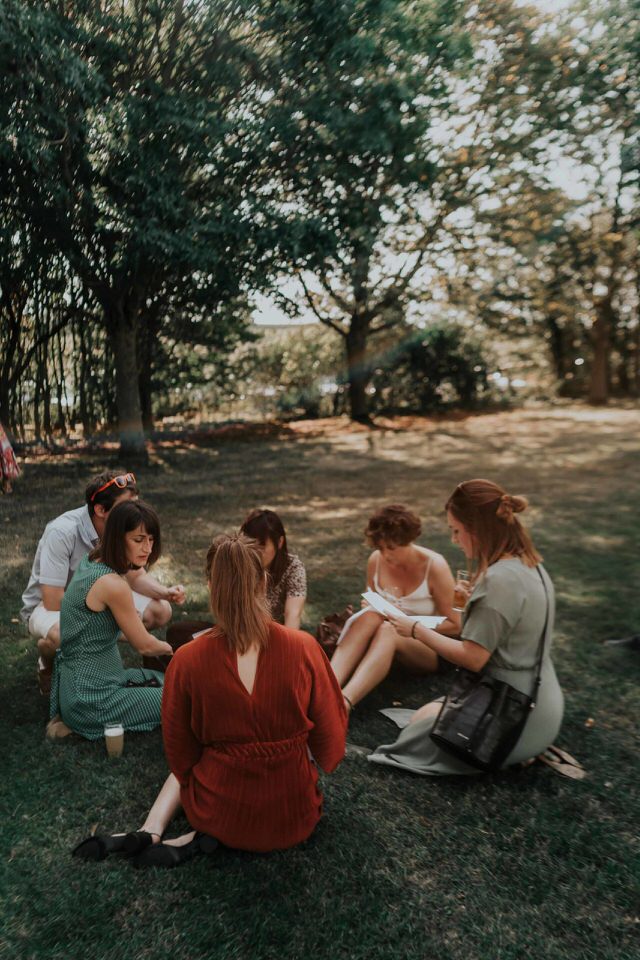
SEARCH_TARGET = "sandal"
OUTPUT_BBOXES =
[133,832,218,869]
[72,830,159,861]
[46,715,73,741]
[537,745,586,780]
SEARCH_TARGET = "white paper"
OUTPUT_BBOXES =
[361,590,445,629]
[335,594,446,647]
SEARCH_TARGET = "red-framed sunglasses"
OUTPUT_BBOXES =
[90,473,137,502]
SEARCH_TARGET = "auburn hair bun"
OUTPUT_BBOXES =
[496,494,528,521]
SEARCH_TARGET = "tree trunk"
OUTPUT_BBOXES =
[0,378,10,431]
[109,305,147,460]
[616,338,630,396]
[345,317,371,422]
[588,297,613,405]
[588,174,624,405]
[546,314,567,381]
[137,313,159,433]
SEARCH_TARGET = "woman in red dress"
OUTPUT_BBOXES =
[73,533,347,867]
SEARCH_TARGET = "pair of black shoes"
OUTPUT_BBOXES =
[134,833,219,868]
[604,634,640,651]
[72,830,218,868]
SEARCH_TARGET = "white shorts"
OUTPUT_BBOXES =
[132,591,152,616]
[28,604,60,641]
[28,591,152,641]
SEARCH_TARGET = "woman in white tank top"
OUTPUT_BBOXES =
[330,504,459,713]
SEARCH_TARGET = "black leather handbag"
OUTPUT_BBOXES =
[430,567,550,772]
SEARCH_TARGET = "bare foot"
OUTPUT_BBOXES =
[163,831,196,848]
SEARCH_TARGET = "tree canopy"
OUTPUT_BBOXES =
[1,0,638,447]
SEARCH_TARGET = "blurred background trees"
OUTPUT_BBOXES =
[1,0,638,451]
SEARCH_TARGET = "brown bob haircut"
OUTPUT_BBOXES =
[365,504,422,548]
[205,533,271,654]
[90,500,161,573]
[445,479,541,576]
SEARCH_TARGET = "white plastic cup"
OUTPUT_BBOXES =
[104,723,124,758]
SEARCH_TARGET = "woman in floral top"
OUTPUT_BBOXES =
[0,422,20,494]
[240,509,307,628]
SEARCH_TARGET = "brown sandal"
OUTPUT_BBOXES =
[538,745,586,780]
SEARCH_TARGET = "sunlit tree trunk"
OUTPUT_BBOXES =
[108,304,147,460]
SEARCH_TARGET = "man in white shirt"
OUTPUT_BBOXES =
[21,471,184,693]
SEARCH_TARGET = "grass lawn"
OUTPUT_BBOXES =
[1,405,639,960]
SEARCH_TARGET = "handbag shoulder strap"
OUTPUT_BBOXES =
[531,565,551,705]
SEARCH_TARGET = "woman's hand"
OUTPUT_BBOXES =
[156,640,174,657]
[166,584,186,605]
[386,613,416,638]
[453,578,472,606]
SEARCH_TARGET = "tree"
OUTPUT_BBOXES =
[442,0,640,402]
[570,0,640,402]
[259,0,582,420]
[2,1,280,455]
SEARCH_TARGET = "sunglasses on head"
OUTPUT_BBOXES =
[90,473,136,502]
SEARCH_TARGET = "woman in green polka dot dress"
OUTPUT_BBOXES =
[49,501,174,740]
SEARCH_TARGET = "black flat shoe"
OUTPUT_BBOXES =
[121,830,158,856]
[72,833,128,861]
[72,830,159,861]
[133,832,218,869]
[604,634,640,650]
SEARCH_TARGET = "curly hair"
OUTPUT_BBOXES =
[364,504,422,548]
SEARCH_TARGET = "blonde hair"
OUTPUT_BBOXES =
[205,533,271,654]
[446,479,541,576]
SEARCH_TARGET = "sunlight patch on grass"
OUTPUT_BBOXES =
[2,404,639,960]
[555,587,602,608]
[579,534,627,551]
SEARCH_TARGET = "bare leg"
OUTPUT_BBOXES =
[409,699,444,725]
[137,773,182,840]
[37,622,60,662]
[342,626,439,708]
[142,599,172,630]
[342,622,399,707]
[37,623,60,696]
[394,636,439,674]
[163,831,197,847]
[330,611,384,686]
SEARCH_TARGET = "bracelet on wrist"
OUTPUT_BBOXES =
[411,620,419,639]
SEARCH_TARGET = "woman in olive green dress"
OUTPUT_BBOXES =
[49,501,173,740]
[368,479,564,775]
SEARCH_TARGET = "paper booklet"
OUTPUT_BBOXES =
[361,590,445,629]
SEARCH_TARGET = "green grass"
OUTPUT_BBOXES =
[1,406,639,960]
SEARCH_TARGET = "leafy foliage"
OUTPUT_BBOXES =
[370,322,493,413]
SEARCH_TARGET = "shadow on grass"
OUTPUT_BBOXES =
[1,407,639,960]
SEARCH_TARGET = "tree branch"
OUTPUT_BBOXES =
[298,275,348,336]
